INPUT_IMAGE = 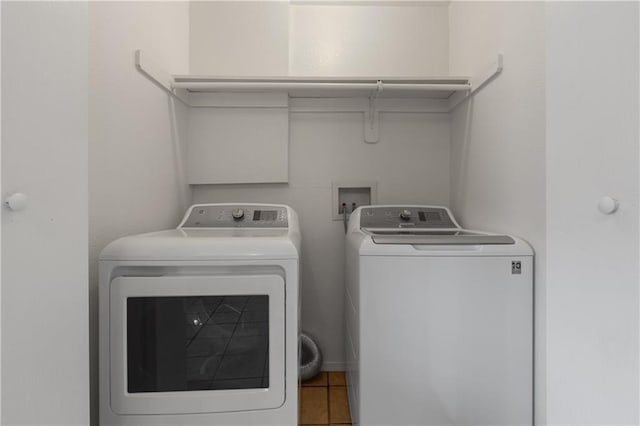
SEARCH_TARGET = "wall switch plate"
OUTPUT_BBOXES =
[332,181,377,221]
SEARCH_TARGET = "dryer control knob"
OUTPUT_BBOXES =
[232,208,245,220]
[400,209,412,221]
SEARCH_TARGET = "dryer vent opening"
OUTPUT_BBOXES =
[300,332,322,382]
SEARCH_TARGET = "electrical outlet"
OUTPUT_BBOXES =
[332,182,377,221]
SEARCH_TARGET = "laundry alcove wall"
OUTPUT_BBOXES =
[89,1,523,424]
[88,3,192,425]
[181,1,459,372]
[4,1,637,426]
[130,0,509,373]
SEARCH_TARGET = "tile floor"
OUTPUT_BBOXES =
[300,371,352,426]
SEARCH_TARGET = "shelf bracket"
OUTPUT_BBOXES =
[135,50,190,106]
[364,81,383,143]
[448,53,503,111]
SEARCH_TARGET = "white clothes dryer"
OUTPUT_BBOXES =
[99,204,300,426]
[345,205,533,426]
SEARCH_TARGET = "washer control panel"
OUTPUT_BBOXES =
[181,205,288,228]
[360,206,456,229]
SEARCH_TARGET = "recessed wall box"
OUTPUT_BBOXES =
[332,182,377,221]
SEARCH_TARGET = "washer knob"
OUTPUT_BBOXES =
[400,209,412,221]
[232,208,245,221]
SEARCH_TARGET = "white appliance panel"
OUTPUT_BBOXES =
[357,255,533,426]
[100,203,300,426]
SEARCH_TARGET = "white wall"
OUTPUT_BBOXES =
[190,1,289,76]
[88,2,190,424]
[189,1,449,77]
[545,3,639,424]
[192,112,451,368]
[289,2,449,76]
[188,1,451,368]
[2,2,89,424]
[448,2,546,423]
[87,3,640,424]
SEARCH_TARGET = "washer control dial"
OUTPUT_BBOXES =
[232,208,245,221]
[400,209,412,221]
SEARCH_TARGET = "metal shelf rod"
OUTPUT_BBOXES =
[171,81,471,92]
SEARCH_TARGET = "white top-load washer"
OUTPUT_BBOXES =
[99,203,300,426]
[345,205,533,426]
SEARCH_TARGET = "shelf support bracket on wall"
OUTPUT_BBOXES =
[448,53,503,111]
[135,50,190,106]
[134,48,500,143]
[364,80,383,143]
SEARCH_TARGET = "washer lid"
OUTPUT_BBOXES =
[367,230,515,245]
[357,205,516,246]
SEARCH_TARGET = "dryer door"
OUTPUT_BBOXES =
[109,274,285,415]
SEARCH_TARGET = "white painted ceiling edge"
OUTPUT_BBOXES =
[289,1,450,5]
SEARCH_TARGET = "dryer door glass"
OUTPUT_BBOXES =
[127,295,269,393]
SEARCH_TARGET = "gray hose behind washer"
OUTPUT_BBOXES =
[299,332,323,381]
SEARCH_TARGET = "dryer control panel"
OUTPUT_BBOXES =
[180,204,288,228]
[360,206,457,229]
